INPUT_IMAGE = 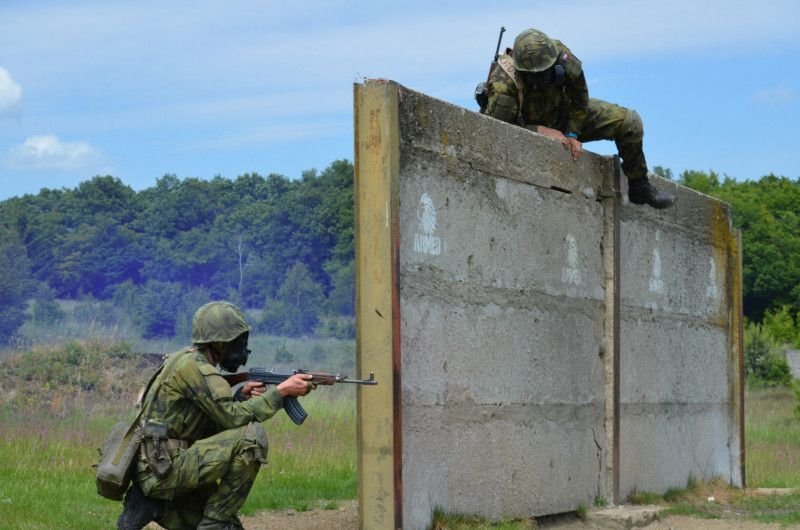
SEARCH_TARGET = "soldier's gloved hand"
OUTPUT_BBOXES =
[240,381,266,399]
[277,373,316,397]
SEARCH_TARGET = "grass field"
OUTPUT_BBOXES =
[2,336,800,529]
[745,387,800,488]
[0,392,357,529]
[0,337,358,529]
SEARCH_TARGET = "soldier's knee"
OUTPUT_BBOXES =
[238,422,268,465]
[620,109,643,141]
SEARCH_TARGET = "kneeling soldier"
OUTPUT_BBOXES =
[117,301,314,530]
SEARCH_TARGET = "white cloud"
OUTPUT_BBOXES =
[0,66,22,119]
[6,134,105,171]
[754,83,796,104]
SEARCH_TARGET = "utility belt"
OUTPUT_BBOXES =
[139,437,189,457]
[139,420,190,479]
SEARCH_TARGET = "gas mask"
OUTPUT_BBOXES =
[521,64,565,91]
[219,332,251,372]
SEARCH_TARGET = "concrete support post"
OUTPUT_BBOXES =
[601,156,622,504]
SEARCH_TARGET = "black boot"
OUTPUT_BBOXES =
[628,174,675,209]
[117,483,164,530]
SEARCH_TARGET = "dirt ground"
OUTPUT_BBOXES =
[238,502,792,530]
[240,499,358,529]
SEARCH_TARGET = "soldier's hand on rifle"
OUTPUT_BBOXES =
[276,373,316,397]
[239,381,266,399]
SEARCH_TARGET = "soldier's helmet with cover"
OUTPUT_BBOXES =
[192,301,249,344]
[513,28,558,72]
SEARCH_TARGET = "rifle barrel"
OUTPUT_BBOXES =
[493,26,506,61]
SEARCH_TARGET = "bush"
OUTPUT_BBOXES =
[257,263,325,338]
[763,305,799,347]
[112,281,210,339]
[317,316,356,340]
[30,284,65,325]
[745,322,792,387]
[73,297,124,328]
[0,339,141,400]
[274,342,294,364]
[792,380,800,421]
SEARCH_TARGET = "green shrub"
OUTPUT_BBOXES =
[763,305,799,347]
[317,316,355,340]
[275,342,294,364]
[792,380,800,422]
[745,322,792,387]
[0,339,143,404]
[30,284,65,325]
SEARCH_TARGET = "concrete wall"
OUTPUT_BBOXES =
[618,188,744,499]
[786,350,800,379]
[354,80,743,530]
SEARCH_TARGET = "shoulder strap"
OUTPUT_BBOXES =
[496,55,524,111]
[139,348,197,422]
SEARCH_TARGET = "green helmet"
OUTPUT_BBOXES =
[513,28,558,73]
[191,301,249,344]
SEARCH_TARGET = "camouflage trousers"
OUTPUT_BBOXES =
[578,97,647,180]
[542,97,648,180]
[135,422,268,529]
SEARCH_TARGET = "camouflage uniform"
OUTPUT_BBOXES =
[484,40,648,181]
[130,347,282,529]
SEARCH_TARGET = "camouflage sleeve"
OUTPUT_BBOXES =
[557,42,589,134]
[178,360,284,428]
[485,65,519,124]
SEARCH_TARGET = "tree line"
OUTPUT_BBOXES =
[1,163,799,349]
[654,168,800,386]
[0,160,355,341]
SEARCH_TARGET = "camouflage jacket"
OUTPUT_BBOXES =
[140,348,283,442]
[485,39,589,134]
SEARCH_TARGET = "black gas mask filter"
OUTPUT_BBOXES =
[220,331,251,372]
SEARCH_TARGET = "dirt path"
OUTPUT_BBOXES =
[240,502,790,530]
[241,500,358,529]
[643,515,784,529]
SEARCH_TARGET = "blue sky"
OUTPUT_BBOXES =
[0,0,798,200]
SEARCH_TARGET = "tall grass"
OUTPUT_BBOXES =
[0,404,124,530]
[0,338,358,529]
[0,392,357,529]
[242,393,357,513]
[746,386,800,487]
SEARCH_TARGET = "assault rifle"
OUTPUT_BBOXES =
[475,25,506,112]
[223,368,378,425]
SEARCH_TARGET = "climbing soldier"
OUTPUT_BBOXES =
[480,27,675,209]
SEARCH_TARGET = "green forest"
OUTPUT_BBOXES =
[0,160,355,342]
[1,162,799,352]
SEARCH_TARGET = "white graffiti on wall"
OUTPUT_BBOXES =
[561,234,581,285]
[706,257,719,300]
[414,192,442,255]
[649,230,664,293]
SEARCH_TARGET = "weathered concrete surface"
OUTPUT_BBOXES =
[618,180,743,498]
[354,80,743,530]
[786,349,800,379]
[396,85,608,530]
